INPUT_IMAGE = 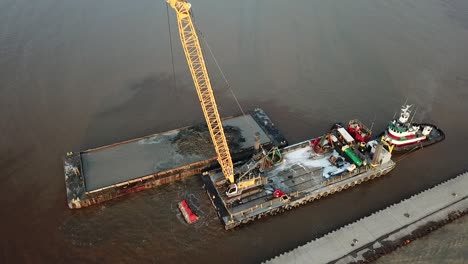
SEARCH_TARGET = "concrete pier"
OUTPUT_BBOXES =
[265,172,468,264]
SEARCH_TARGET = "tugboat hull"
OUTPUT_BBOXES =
[392,123,445,152]
[380,123,445,153]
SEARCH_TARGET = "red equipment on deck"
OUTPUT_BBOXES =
[347,120,372,143]
[273,189,286,198]
[312,138,320,146]
[178,200,199,224]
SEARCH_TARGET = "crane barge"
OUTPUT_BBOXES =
[61,0,444,231]
[60,0,448,233]
[167,0,396,229]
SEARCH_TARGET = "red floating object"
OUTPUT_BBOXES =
[178,200,199,224]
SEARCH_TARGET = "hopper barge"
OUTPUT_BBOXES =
[63,109,287,209]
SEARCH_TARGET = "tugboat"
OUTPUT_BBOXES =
[380,105,445,153]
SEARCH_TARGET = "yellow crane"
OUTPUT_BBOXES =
[167,0,265,197]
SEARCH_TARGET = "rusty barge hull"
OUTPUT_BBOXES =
[64,108,287,209]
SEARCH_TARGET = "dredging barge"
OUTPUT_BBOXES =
[204,125,396,230]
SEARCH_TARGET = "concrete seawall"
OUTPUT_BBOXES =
[265,171,468,264]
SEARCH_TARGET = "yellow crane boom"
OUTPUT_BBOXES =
[167,0,235,184]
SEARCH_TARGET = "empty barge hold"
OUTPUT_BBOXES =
[64,108,287,209]
[203,123,396,230]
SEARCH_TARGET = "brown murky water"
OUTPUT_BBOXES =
[1,0,468,263]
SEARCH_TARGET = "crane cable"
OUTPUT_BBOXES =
[165,3,177,93]
[200,30,254,129]
[190,12,256,133]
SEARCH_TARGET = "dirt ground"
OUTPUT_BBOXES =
[376,215,468,264]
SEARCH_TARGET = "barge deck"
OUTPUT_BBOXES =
[204,134,396,230]
[64,108,286,209]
